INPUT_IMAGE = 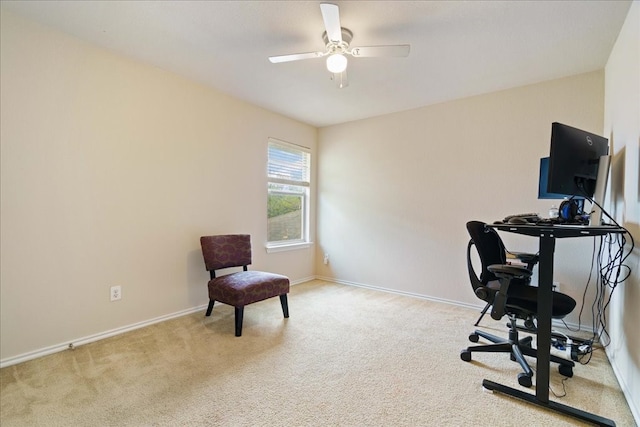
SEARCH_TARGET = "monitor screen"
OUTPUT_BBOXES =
[538,157,584,200]
[547,122,609,198]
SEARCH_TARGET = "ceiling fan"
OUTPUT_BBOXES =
[268,3,410,88]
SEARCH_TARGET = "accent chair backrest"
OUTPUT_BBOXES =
[200,234,252,271]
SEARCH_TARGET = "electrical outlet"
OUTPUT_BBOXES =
[110,285,122,301]
[553,281,560,292]
[323,253,330,265]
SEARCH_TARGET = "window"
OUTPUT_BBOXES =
[267,138,311,249]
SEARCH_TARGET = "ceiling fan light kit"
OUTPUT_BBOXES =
[268,3,410,88]
[326,53,347,73]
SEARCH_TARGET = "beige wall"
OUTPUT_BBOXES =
[2,7,638,422]
[604,1,640,420]
[0,11,317,363]
[317,71,605,314]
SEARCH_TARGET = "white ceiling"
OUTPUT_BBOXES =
[1,1,632,127]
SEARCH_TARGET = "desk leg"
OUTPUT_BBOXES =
[536,233,555,403]
[482,380,616,426]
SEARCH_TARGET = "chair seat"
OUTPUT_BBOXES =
[208,270,290,307]
[506,285,576,318]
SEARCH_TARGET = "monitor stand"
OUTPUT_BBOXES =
[589,155,611,226]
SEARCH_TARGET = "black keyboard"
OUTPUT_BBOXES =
[502,213,541,223]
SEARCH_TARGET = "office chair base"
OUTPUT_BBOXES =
[558,364,573,377]
[461,328,574,386]
[512,322,592,348]
[517,372,532,387]
[469,330,533,347]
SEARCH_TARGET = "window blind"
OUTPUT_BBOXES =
[268,139,310,187]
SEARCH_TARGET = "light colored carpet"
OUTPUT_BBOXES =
[0,280,635,426]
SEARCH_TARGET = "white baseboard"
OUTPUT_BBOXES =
[606,347,640,425]
[0,274,584,369]
[3,275,635,424]
[291,276,316,286]
[314,275,591,333]
[0,276,314,369]
[313,275,482,310]
[0,304,208,368]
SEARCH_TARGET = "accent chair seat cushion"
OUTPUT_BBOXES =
[208,271,290,307]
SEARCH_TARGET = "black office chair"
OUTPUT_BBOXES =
[460,221,576,387]
[471,238,540,328]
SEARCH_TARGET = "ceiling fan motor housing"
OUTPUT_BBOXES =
[323,27,353,52]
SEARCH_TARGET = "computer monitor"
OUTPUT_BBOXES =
[547,122,609,199]
[538,156,585,215]
[538,157,585,200]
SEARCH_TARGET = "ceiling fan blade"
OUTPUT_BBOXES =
[320,3,342,44]
[332,70,349,89]
[269,51,325,63]
[350,45,410,58]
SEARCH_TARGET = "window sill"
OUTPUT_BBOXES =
[265,242,313,253]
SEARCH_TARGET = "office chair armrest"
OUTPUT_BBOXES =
[487,264,532,320]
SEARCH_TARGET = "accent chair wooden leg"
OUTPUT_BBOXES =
[205,300,215,317]
[280,294,289,318]
[235,306,244,337]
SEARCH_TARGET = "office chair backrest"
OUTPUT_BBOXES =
[466,221,507,284]
[200,234,253,271]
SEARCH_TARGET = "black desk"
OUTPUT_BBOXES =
[485,223,626,426]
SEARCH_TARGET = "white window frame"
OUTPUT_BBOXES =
[266,138,312,252]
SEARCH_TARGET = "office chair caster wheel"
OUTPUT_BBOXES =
[468,333,479,343]
[460,350,472,362]
[559,364,573,377]
[517,373,532,388]
[524,319,536,330]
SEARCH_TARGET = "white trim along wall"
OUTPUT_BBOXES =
[2,5,638,424]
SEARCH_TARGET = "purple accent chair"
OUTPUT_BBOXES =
[200,234,290,336]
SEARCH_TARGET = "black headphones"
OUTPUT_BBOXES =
[559,199,581,222]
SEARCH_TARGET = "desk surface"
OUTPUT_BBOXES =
[489,223,625,238]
